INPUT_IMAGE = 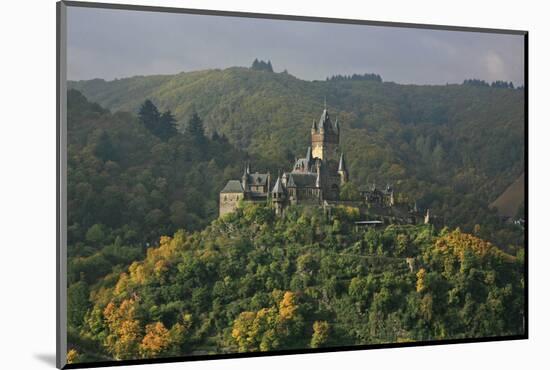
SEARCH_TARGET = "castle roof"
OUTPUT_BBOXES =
[272,176,285,194]
[287,173,317,188]
[293,158,311,172]
[338,153,347,172]
[220,180,244,193]
[318,109,331,131]
[286,173,297,188]
[246,172,269,186]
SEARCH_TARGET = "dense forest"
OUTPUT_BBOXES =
[66,65,525,363]
[67,89,250,280]
[69,65,525,248]
[68,202,524,363]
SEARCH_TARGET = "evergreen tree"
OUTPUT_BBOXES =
[67,280,90,329]
[94,131,117,162]
[186,112,205,141]
[159,110,178,140]
[251,59,274,72]
[138,99,160,133]
[139,100,178,140]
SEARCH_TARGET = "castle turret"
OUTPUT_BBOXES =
[241,163,249,190]
[271,176,285,216]
[338,153,348,185]
[311,104,339,161]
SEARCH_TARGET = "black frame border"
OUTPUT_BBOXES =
[57,1,529,369]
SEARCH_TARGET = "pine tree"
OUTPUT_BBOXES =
[138,99,160,133]
[186,112,205,140]
[94,131,117,162]
[159,110,177,140]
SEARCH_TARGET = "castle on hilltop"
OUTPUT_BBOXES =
[220,104,347,216]
[219,104,433,225]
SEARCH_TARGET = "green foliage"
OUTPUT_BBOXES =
[311,321,330,348]
[251,59,274,72]
[71,203,523,361]
[339,182,361,201]
[327,73,382,82]
[65,70,525,362]
[67,89,247,247]
[69,67,524,248]
[68,280,90,329]
[138,99,178,140]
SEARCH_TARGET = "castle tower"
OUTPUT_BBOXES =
[338,153,348,185]
[311,103,339,161]
[271,176,285,216]
[241,163,249,190]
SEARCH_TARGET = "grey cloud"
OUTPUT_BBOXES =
[67,6,524,86]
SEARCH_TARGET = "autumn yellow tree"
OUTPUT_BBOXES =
[310,321,329,348]
[103,298,142,359]
[66,349,80,364]
[140,322,170,357]
[231,311,257,352]
[279,291,298,320]
[231,291,302,352]
[416,268,426,293]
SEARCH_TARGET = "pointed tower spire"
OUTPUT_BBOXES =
[338,153,346,172]
[242,163,249,190]
[311,119,317,131]
[424,209,431,224]
[272,175,284,195]
[316,163,322,188]
[272,175,285,216]
[338,152,349,185]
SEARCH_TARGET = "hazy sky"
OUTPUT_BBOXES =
[67,6,525,85]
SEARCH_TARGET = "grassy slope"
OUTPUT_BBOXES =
[490,173,525,218]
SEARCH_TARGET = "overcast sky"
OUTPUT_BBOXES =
[67,6,525,85]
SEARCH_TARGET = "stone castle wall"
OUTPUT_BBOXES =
[219,192,243,217]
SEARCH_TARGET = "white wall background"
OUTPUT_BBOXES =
[0,0,546,369]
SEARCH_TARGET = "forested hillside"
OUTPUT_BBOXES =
[65,70,526,364]
[69,67,525,248]
[67,90,251,281]
[68,203,524,363]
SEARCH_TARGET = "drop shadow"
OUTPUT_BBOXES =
[34,353,57,367]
